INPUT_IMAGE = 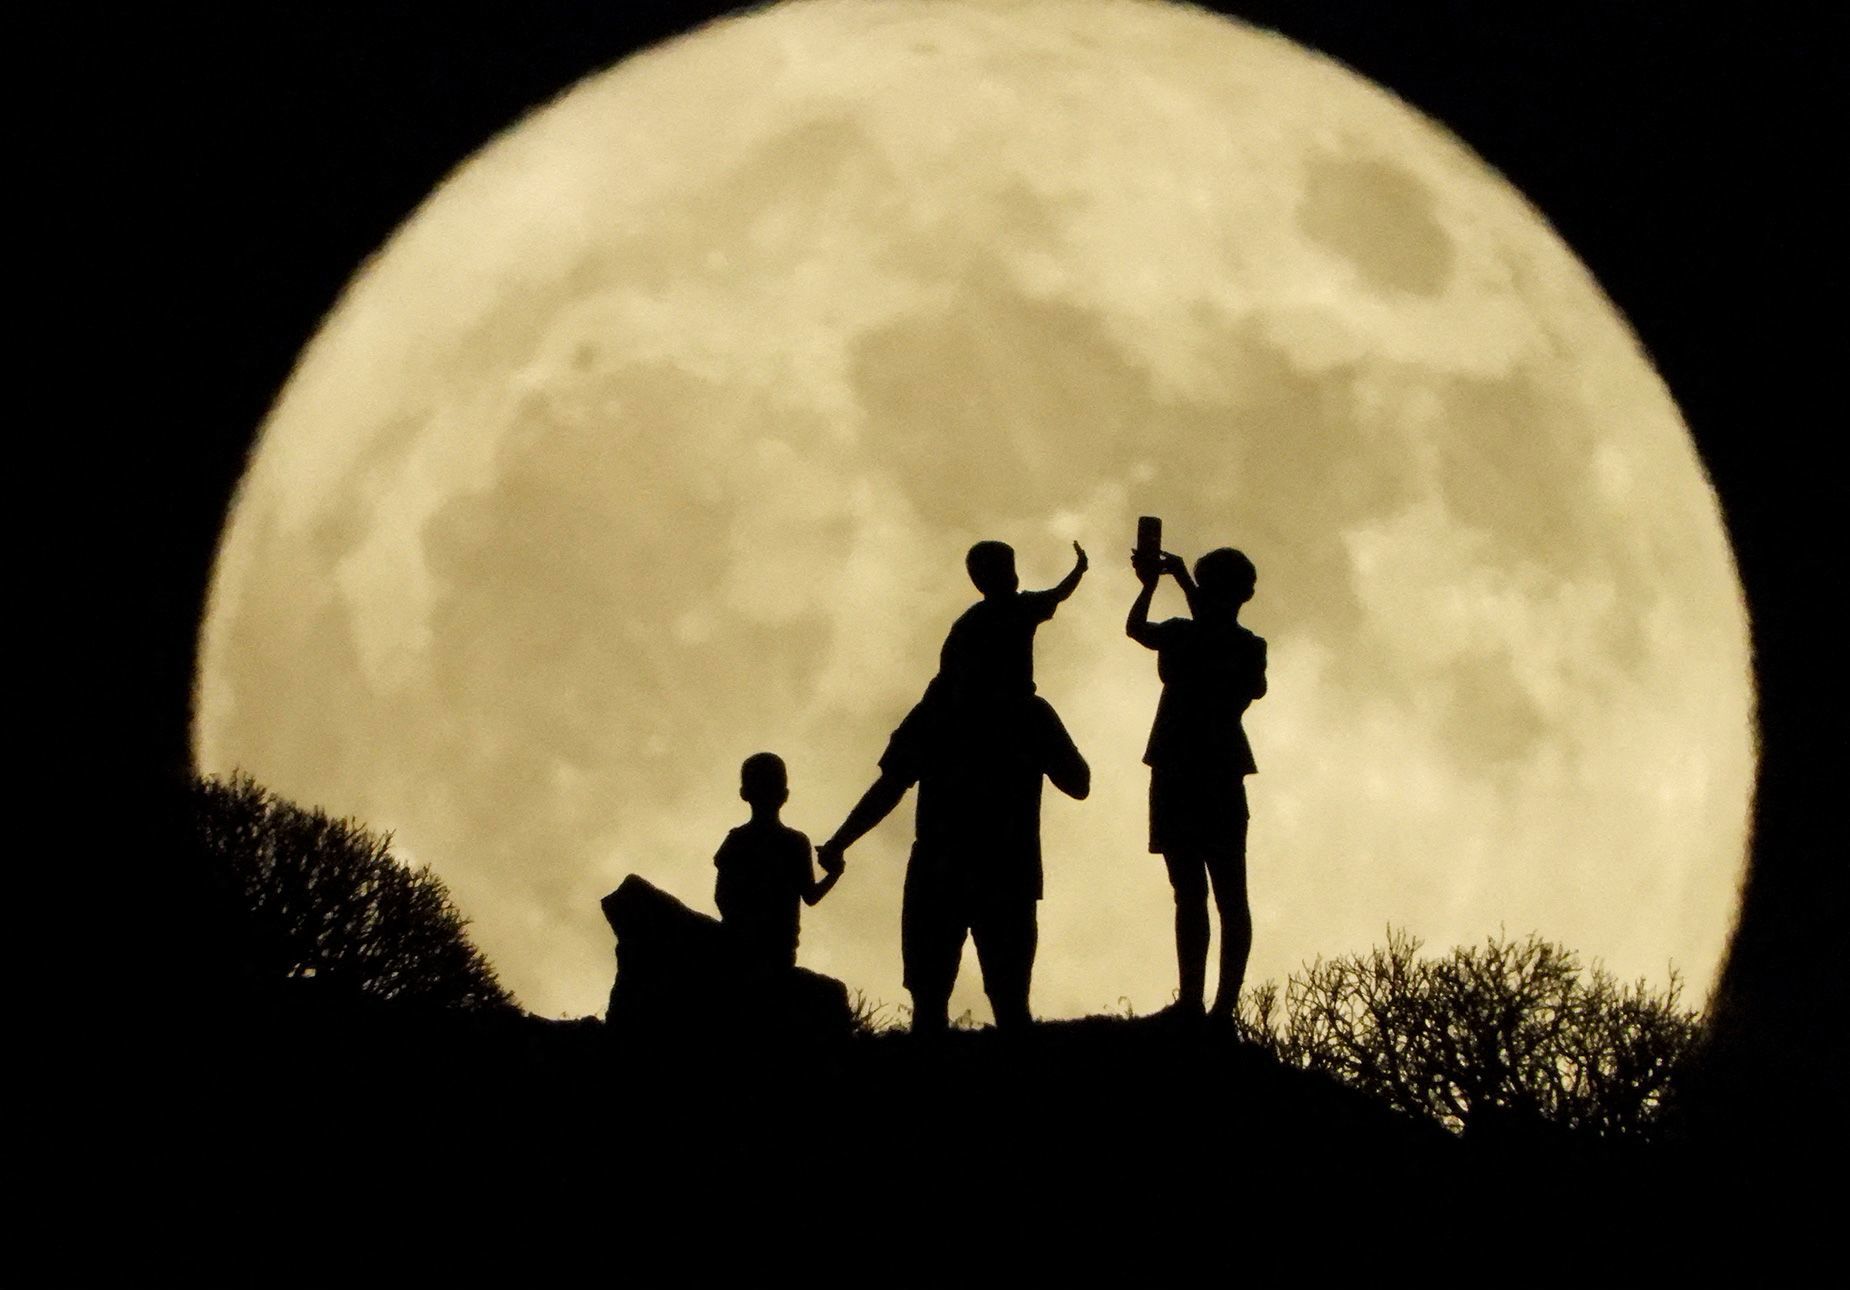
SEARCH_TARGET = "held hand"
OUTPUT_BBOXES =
[1131,548,1161,587]
[817,839,847,876]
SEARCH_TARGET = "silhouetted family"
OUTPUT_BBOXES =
[700,531,1265,1032]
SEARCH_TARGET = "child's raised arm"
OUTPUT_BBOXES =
[1029,541,1089,614]
[1051,541,1088,601]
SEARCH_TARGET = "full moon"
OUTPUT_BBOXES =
[196,0,1754,1021]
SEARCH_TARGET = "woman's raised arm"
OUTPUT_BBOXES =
[1126,551,1164,648]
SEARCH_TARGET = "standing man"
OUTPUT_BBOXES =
[818,679,1089,1033]
[818,540,1091,1034]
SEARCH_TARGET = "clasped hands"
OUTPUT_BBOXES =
[1132,547,1186,586]
[817,838,848,876]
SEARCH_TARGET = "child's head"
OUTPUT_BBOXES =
[739,752,789,811]
[1194,548,1257,611]
[965,540,1019,598]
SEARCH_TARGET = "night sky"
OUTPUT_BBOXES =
[107,2,1829,1104]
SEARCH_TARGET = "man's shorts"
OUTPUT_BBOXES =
[901,848,1037,1002]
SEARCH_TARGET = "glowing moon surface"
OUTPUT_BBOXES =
[197,0,1754,1020]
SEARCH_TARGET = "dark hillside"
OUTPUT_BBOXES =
[145,776,1748,1265]
[157,981,1717,1267]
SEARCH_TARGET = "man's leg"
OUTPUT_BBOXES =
[970,899,1038,1033]
[902,855,964,1036]
[910,992,952,1035]
[1162,851,1211,1013]
[1204,813,1252,1019]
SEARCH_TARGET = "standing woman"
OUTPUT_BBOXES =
[1127,546,1267,1019]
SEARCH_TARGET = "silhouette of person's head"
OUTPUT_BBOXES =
[739,752,789,811]
[966,540,1020,599]
[1194,548,1257,614]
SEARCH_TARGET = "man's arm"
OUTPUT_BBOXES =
[1048,745,1091,802]
[1035,700,1092,801]
[817,771,912,870]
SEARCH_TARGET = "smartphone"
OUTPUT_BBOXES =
[1136,515,1162,562]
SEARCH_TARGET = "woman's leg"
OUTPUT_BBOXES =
[1205,817,1252,1018]
[1162,850,1210,1012]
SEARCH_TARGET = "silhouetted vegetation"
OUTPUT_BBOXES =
[183,770,1698,1167]
[189,773,513,1011]
[1237,929,1700,1141]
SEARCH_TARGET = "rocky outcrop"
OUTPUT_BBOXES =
[600,875,852,1040]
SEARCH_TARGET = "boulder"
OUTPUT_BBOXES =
[601,875,852,1041]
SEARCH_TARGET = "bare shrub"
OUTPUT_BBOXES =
[1240,929,1699,1139]
[190,772,513,1011]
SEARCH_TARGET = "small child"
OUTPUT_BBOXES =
[714,752,840,972]
[938,539,1088,704]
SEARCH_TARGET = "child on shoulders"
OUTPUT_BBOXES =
[937,539,1087,704]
